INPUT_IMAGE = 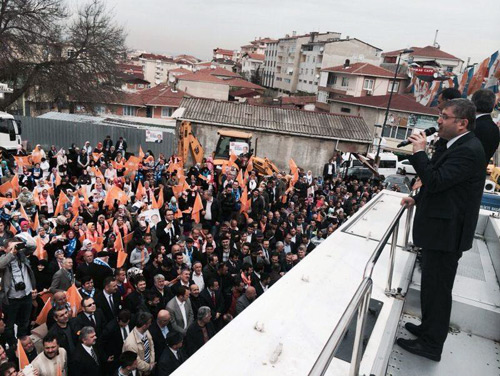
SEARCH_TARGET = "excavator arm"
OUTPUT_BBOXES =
[178,121,204,165]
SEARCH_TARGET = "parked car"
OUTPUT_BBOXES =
[396,159,416,175]
[384,174,411,193]
[347,167,376,181]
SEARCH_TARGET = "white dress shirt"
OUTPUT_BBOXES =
[175,297,188,329]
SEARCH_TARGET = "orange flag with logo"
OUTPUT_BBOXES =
[17,338,30,370]
[66,284,82,316]
[0,181,15,197]
[136,181,145,201]
[34,237,47,260]
[54,191,70,217]
[14,156,30,168]
[104,186,129,208]
[191,193,203,224]
[35,298,52,325]
[115,232,128,268]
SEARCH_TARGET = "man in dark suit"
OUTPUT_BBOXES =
[199,279,224,329]
[148,309,172,359]
[88,252,114,290]
[94,277,122,324]
[157,331,186,375]
[201,190,221,229]
[322,157,336,181]
[73,297,106,337]
[184,306,216,358]
[471,89,499,163]
[397,99,486,361]
[156,209,180,251]
[69,326,107,376]
[101,310,133,372]
[75,250,94,281]
[124,276,148,314]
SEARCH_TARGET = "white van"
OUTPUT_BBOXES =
[0,112,22,152]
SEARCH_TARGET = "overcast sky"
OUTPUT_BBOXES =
[71,0,499,65]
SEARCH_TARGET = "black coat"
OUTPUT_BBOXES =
[124,290,147,314]
[69,343,106,376]
[101,319,132,368]
[72,309,106,336]
[157,346,186,376]
[199,288,225,318]
[87,263,113,290]
[148,320,173,359]
[202,198,221,223]
[184,321,216,357]
[156,220,181,248]
[410,132,486,252]
[94,291,122,324]
[474,114,500,163]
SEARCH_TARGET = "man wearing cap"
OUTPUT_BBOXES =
[157,331,186,375]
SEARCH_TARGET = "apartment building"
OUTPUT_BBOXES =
[241,53,265,81]
[316,62,408,109]
[240,37,274,56]
[136,53,177,86]
[262,40,279,88]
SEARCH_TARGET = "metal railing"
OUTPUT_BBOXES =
[309,200,414,376]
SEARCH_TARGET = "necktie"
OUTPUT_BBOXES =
[108,294,114,310]
[211,291,216,306]
[122,327,128,341]
[89,314,96,327]
[143,337,151,363]
[90,347,99,364]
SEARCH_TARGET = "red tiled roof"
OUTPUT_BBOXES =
[331,94,439,116]
[175,54,201,63]
[246,53,265,61]
[177,70,263,90]
[230,88,261,97]
[117,84,187,107]
[382,46,461,61]
[178,70,228,84]
[250,37,274,45]
[224,78,264,90]
[139,53,173,62]
[322,62,406,79]
[214,48,234,56]
[169,68,191,74]
[207,67,240,77]
[281,96,316,105]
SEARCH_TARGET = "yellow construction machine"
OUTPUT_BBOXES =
[177,121,280,176]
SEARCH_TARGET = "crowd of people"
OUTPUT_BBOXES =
[0,135,386,375]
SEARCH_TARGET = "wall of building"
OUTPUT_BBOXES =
[321,39,381,70]
[185,121,366,175]
[263,42,278,88]
[176,80,229,101]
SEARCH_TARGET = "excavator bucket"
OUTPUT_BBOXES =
[178,121,204,165]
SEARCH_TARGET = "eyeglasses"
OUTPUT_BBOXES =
[84,302,96,307]
[438,113,464,121]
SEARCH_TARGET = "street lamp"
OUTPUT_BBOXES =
[375,48,414,166]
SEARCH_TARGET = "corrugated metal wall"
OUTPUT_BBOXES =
[14,116,176,157]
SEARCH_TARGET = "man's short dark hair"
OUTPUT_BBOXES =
[81,275,93,285]
[0,362,17,375]
[207,278,218,289]
[439,87,462,101]
[81,296,94,308]
[43,333,58,344]
[135,311,153,327]
[103,276,115,287]
[119,351,138,368]
[443,98,477,131]
[118,309,132,323]
[175,285,188,297]
[471,89,496,113]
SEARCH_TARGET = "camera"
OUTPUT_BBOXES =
[14,281,26,291]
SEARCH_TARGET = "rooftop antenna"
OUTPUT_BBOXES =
[433,29,440,49]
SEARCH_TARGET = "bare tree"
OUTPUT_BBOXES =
[0,0,127,111]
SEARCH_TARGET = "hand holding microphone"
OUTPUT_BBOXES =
[397,127,437,148]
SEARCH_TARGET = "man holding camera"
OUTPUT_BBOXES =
[0,239,37,346]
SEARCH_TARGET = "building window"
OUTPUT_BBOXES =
[284,78,291,83]
[388,81,399,93]
[363,79,374,91]
[341,77,349,87]
[123,106,136,116]
[341,107,351,113]
[162,107,173,117]
[309,81,313,84]
[327,74,337,86]
[94,105,106,114]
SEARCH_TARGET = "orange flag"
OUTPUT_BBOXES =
[0,181,15,197]
[33,190,41,207]
[174,208,183,219]
[34,237,48,260]
[31,211,39,231]
[0,197,14,208]
[93,236,104,252]
[10,174,20,194]
[172,184,185,198]
[136,181,145,201]
[19,204,29,221]
[124,156,142,174]
[92,152,103,162]
[123,231,134,245]
[31,146,42,164]
[191,193,203,224]
[35,298,52,325]
[14,156,31,168]
[240,186,249,213]
[138,146,145,159]
[229,151,238,167]
[17,338,30,370]
[71,192,80,216]
[79,187,90,205]
[237,169,245,188]
[66,284,82,316]
[54,191,70,217]
[155,187,164,209]
[54,173,61,186]
[104,186,129,208]
[289,159,299,186]
[115,232,128,268]
[9,223,17,235]
[247,156,254,172]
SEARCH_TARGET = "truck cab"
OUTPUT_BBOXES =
[213,130,253,162]
[0,112,22,153]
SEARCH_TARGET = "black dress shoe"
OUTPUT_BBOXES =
[396,338,441,362]
[405,322,422,337]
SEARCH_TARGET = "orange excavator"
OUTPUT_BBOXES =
[177,121,280,176]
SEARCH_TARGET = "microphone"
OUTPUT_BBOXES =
[397,127,437,148]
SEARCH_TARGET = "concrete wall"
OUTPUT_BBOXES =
[321,39,381,70]
[177,80,229,101]
[185,121,367,175]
